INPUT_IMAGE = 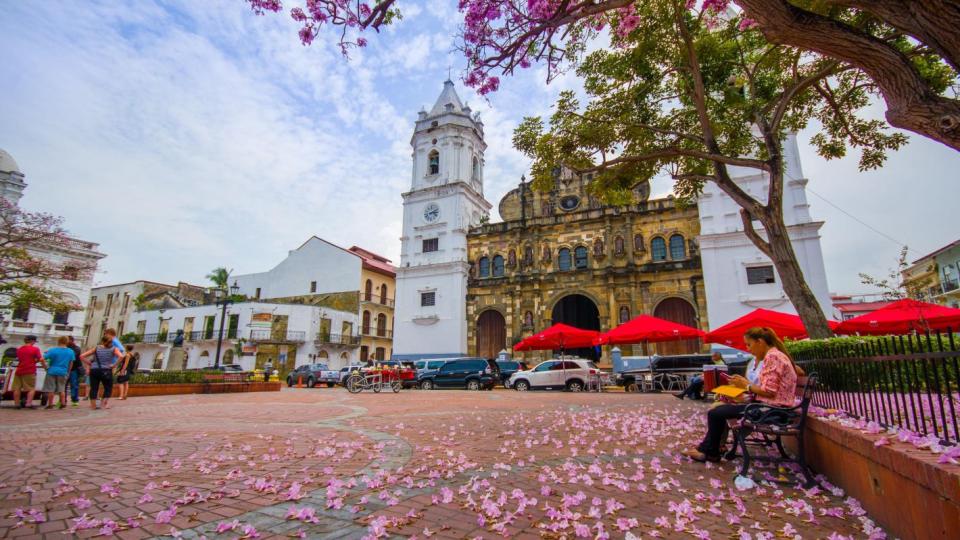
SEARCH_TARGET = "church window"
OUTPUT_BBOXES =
[746,265,776,285]
[428,150,440,175]
[574,246,589,269]
[559,196,580,211]
[669,234,686,259]
[634,234,645,252]
[421,292,436,306]
[614,236,625,256]
[557,248,572,271]
[423,238,439,253]
[478,257,490,277]
[619,306,630,324]
[492,255,505,277]
[651,237,667,261]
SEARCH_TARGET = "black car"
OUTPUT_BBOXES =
[495,360,528,387]
[418,358,499,390]
[285,363,337,388]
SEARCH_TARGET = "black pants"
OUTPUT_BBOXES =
[679,376,705,399]
[697,403,748,457]
[88,368,114,400]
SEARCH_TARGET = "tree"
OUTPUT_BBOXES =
[0,199,96,315]
[206,267,232,290]
[860,246,932,301]
[246,0,957,150]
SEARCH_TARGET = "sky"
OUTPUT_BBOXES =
[1,0,958,298]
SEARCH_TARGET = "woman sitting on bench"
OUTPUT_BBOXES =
[682,327,798,463]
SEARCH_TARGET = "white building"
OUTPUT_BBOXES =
[697,134,832,330]
[0,148,105,356]
[392,80,492,359]
[128,301,360,372]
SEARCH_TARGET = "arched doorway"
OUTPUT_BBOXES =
[551,294,601,360]
[222,349,234,365]
[476,310,506,360]
[198,351,210,369]
[653,297,700,355]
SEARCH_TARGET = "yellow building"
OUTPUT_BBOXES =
[352,246,396,361]
[466,172,706,365]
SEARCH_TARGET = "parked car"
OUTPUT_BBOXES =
[414,359,447,377]
[495,360,529,387]
[338,365,364,386]
[209,364,247,373]
[418,358,499,390]
[508,359,606,392]
[286,363,340,387]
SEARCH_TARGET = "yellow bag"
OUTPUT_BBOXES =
[712,385,747,398]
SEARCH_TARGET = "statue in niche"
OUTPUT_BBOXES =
[523,246,534,266]
[507,249,517,268]
[172,329,184,348]
[524,311,534,327]
[541,244,551,262]
[634,234,645,252]
[594,238,605,257]
[614,236,625,256]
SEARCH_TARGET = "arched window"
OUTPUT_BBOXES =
[379,284,388,304]
[340,352,349,361]
[634,234,645,252]
[362,310,371,334]
[428,150,440,175]
[619,306,631,324]
[670,234,686,259]
[574,246,589,269]
[478,257,490,277]
[318,350,329,359]
[492,255,505,277]
[557,248,572,271]
[614,236,625,256]
[376,313,387,337]
[651,237,667,261]
[364,279,373,301]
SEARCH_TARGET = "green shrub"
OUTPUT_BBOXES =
[130,371,207,384]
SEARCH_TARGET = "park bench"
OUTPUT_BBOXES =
[726,374,819,488]
[201,372,250,392]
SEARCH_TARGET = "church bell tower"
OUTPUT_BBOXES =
[392,80,492,359]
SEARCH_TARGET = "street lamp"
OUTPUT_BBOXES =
[213,281,240,369]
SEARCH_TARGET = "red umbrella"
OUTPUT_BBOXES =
[594,314,705,345]
[836,298,960,335]
[704,308,839,352]
[513,323,600,351]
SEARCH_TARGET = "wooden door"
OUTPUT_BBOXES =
[653,298,700,355]
[476,310,506,359]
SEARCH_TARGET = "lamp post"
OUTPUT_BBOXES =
[213,281,240,369]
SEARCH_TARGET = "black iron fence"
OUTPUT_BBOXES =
[793,330,960,445]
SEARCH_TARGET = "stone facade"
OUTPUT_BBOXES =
[466,172,706,364]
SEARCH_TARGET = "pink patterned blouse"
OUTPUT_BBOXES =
[755,348,797,407]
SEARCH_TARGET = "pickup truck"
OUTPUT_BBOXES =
[286,363,340,388]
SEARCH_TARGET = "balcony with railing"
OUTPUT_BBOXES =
[360,327,394,339]
[315,333,362,346]
[360,292,395,308]
[942,279,959,294]
[248,329,306,342]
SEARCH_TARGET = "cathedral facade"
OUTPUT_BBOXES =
[466,169,706,363]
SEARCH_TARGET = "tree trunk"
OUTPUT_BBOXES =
[736,0,960,152]
[763,216,833,338]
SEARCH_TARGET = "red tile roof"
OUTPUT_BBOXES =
[349,246,396,277]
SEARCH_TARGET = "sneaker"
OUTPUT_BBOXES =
[71,402,79,407]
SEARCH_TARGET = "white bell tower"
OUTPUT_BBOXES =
[392,80,492,359]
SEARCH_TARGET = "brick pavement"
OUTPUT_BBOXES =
[0,389,887,539]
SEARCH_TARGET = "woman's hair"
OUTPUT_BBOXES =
[58,336,70,346]
[100,335,112,347]
[743,326,792,360]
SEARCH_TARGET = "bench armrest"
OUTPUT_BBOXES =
[741,402,803,428]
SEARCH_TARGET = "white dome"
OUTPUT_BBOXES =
[0,149,20,174]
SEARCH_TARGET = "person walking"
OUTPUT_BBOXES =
[115,345,139,400]
[12,336,46,409]
[263,358,273,382]
[42,337,74,409]
[66,336,84,407]
[79,336,124,410]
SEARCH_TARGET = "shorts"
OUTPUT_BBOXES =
[42,375,67,393]
[116,374,130,384]
[12,374,36,391]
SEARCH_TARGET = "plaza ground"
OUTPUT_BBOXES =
[0,388,885,539]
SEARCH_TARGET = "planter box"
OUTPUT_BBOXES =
[80,381,281,397]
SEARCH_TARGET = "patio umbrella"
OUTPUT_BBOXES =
[835,298,960,335]
[513,323,600,351]
[704,308,839,352]
[593,314,705,346]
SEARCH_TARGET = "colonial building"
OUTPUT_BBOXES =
[83,280,211,349]
[697,134,832,329]
[903,239,960,308]
[0,148,105,356]
[393,80,492,359]
[466,170,706,363]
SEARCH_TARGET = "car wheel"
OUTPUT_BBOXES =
[624,382,638,393]
[466,379,480,391]
[326,382,335,388]
[514,380,530,392]
[567,380,584,392]
[286,378,294,387]
[307,378,316,388]
[420,380,434,390]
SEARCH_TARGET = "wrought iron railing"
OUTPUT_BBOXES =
[359,327,393,339]
[360,292,395,307]
[248,329,306,342]
[794,330,960,445]
[315,333,362,346]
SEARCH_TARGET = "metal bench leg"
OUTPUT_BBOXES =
[737,427,753,478]
[796,432,818,489]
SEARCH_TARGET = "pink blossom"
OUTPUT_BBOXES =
[155,506,177,524]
